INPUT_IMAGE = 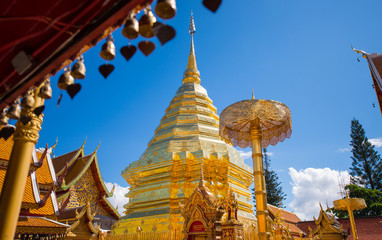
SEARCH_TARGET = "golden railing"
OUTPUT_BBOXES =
[105,230,185,240]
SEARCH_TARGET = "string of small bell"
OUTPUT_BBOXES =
[0,0,224,139]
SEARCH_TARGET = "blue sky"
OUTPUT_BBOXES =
[27,1,382,219]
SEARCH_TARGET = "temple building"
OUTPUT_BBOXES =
[112,16,257,236]
[0,132,120,238]
[0,134,68,238]
[268,204,305,238]
[52,141,120,236]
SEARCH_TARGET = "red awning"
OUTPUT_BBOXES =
[365,53,382,116]
[0,0,150,110]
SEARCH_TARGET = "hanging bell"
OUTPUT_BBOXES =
[71,56,86,79]
[100,37,116,61]
[21,90,35,109]
[122,15,139,40]
[139,7,157,38]
[58,68,74,90]
[0,109,8,125]
[38,78,52,99]
[7,100,21,120]
[155,0,177,19]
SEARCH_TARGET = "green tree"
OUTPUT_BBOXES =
[349,119,382,190]
[253,148,286,208]
[331,184,382,217]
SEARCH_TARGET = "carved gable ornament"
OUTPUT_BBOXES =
[310,205,349,240]
[180,177,225,240]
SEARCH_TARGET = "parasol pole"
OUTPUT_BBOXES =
[250,118,270,240]
[347,200,358,240]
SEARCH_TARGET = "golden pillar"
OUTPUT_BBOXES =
[347,203,358,240]
[250,119,269,240]
[0,88,44,239]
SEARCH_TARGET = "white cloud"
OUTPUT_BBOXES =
[105,182,129,216]
[288,168,350,221]
[337,147,350,153]
[238,150,252,159]
[370,138,382,148]
[238,150,273,159]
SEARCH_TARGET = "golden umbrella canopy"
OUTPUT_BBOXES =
[219,97,292,240]
[219,99,292,148]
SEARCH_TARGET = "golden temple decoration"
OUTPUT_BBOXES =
[219,97,292,240]
[115,13,257,237]
[219,99,292,149]
[333,197,366,240]
[309,204,349,240]
[0,86,45,239]
[183,12,200,84]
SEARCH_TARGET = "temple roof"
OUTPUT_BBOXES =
[58,149,113,198]
[52,143,85,176]
[17,216,69,234]
[0,134,58,215]
[268,204,302,224]
[268,204,305,236]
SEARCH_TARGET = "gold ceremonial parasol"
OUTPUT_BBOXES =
[219,97,292,240]
[333,197,366,240]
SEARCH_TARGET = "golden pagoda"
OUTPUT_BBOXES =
[113,15,256,235]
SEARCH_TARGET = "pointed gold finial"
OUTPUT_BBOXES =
[51,137,58,149]
[94,140,101,153]
[351,45,367,59]
[183,11,200,84]
[81,137,87,149]
[252,89,255,99]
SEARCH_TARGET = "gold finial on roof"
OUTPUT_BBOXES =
[81,137,87,149]
[183,11,200,84]
[94,140,101,153]
[351,45,367,59]
[51,137,58,149]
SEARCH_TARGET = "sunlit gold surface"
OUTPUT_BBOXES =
[219,99,292,149]
[219,98,292,240]
[0,87,44,239]
[333,198,367,240]
[113,15,257,236]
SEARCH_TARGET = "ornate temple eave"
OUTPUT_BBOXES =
[53,147,85,177]
[59,151,112,197]
[100,195,121,219]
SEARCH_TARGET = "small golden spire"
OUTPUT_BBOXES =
[183,11,200,84]
[94,140,101,153]
[252,89,255,99]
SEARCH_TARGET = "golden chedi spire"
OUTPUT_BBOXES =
[183,12,200,84]
[117,12,256,236]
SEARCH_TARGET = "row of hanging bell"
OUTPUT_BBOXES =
[71,56,86,79]
[100,35,116,61]
[155,0,176,20]
[99,35,116,79]
[122,6,157,39]
[21,90,35,109]
[139,7,157,38]
[6,99,21,120]
[58,68,74,90]
[38,78,52,100]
